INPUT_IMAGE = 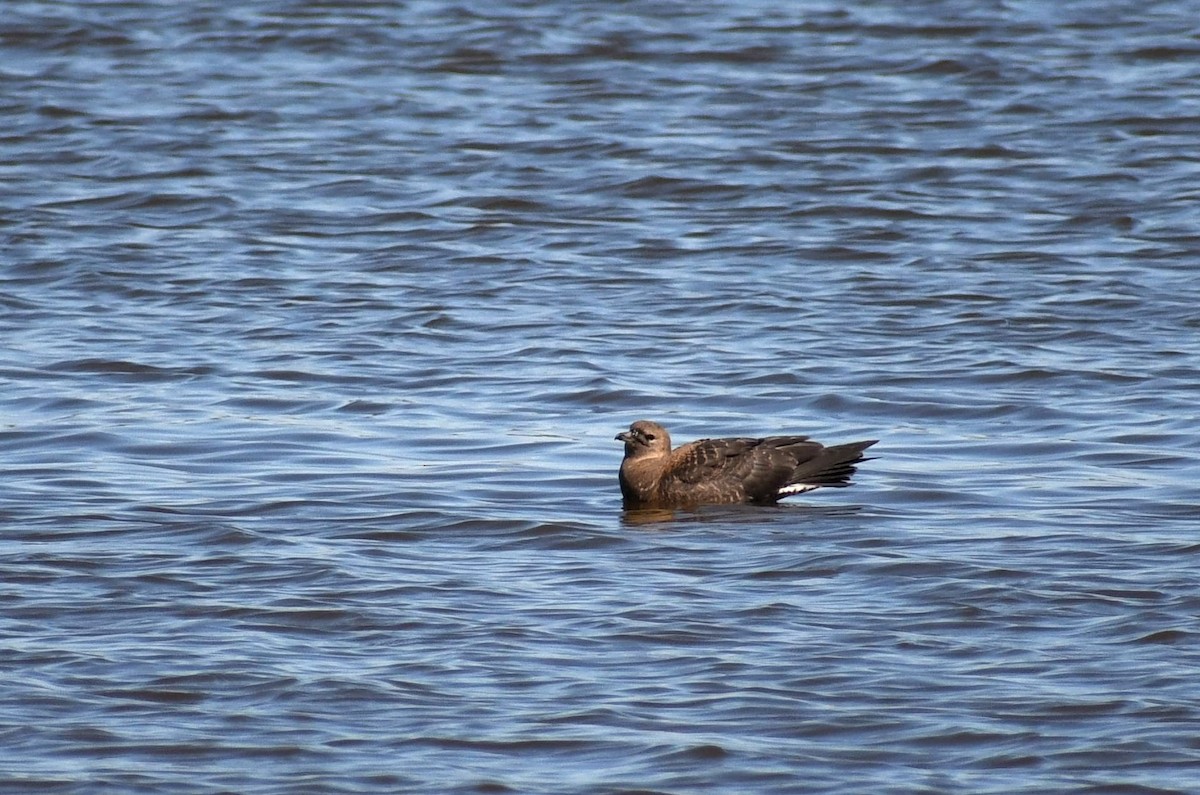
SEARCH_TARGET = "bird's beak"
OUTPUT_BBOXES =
[616,431,631,442]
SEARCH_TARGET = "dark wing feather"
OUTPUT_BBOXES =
[668,438,759,483]
[661,435,876,504]
[664,437,809,503]
[749,437,827,500]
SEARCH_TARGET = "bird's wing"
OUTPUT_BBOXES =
[667,438,754,482]
[665,437,804,500]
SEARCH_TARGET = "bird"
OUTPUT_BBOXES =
[616,420,876,508]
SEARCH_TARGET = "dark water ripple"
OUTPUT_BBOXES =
[3,1,1200,793]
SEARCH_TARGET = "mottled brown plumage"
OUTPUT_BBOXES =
[616,420,876,508]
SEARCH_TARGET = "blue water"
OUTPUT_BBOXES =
[3,2,1200,792]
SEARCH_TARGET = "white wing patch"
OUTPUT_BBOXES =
[776,483,821,497]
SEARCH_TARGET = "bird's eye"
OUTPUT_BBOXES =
[644,433,655,441]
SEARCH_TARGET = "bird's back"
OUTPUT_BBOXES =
[661,436,823,504]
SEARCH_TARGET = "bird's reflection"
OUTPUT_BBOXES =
[619,501,866,529]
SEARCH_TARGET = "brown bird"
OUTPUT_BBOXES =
[616,420,877,508]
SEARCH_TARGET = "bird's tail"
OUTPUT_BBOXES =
[786,440,878,491]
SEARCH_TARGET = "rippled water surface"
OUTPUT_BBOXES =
[4,1,1200,792]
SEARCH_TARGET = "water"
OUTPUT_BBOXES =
[3,1,1200,792]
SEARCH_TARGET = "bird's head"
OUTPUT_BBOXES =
[616,420,671,458]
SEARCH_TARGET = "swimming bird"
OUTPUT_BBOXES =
[616,420,876,508]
